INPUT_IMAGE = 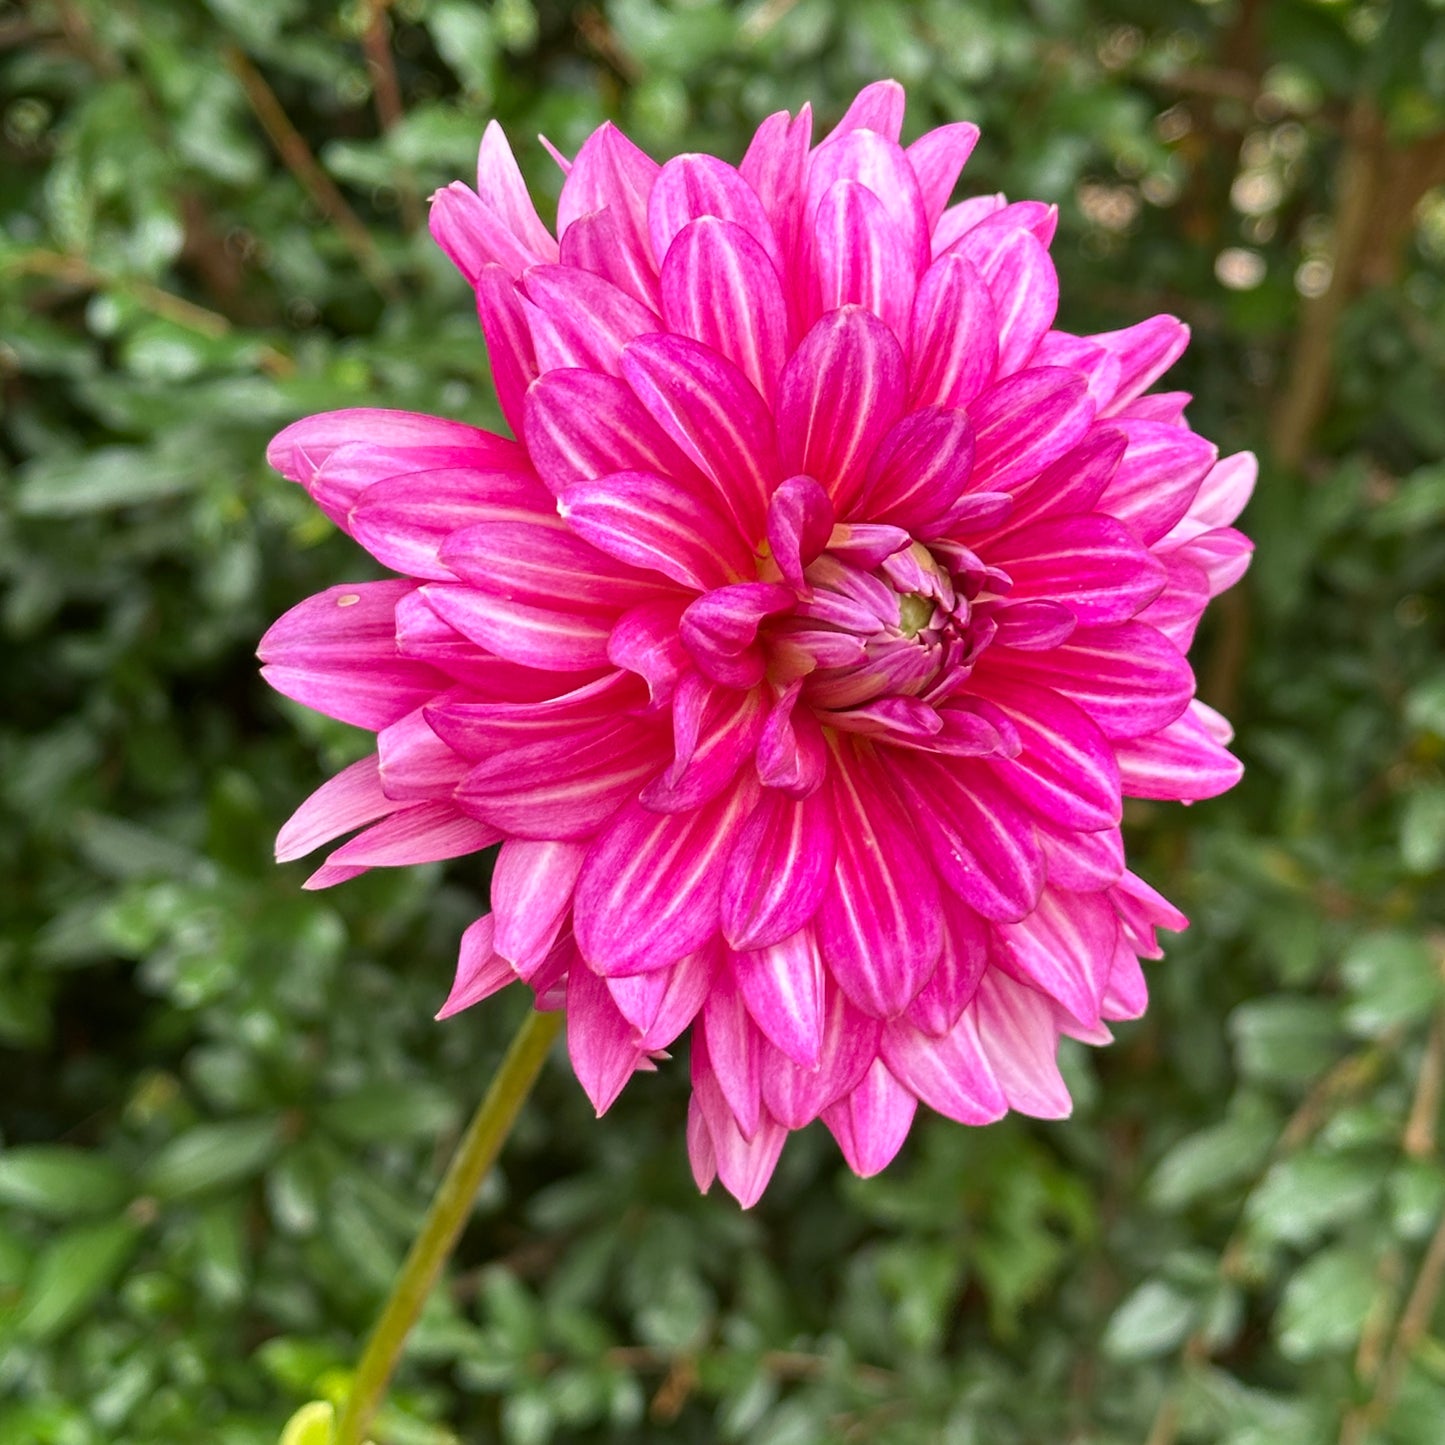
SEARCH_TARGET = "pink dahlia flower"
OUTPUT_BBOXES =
[261,82,1252,1206]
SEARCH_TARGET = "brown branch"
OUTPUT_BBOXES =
[5,249,295,375]
[362,0,421,232]
[221,45,401,302]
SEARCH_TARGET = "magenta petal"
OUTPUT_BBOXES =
[972,971,1072,1119]
[817,747,942,1018]
[970,368,1095,495]
[267,409,499,491]
[561,469,752,591]
[621,333,778,544]
[679,583,794,689]
[999,427,1127,534]
[491,839,587,972]
[822,1059,918,1178]
[881,1009,1007,1125]
[756,681,828,797]
[731,929,827,1068]
[426,674,640,757]
[660,217,791,408]
[429,182,538,281]
[906,122,980,227]
[759,982,880,1129]
[820,80,906,145]
[440,518,672,614]
[522,264,659,376]
[807,129,929,272]
[608,598,689,707]
[810,178,916,340]
[259,581,447,730]
[567,963,644,1116]
[991,600,1078,652]
[649,153,780,271]
[777,307,907,515]
[420,584,612,672]
[1114,703,1243,801]
[555,121,659,274]
[276,755,395,862]
[349,466,554,582]
[475,265,539,438]
[325,800,501,867]
[905,893,990,1036]
[766,474,835,590]
[436,915,518,1019]
[988,513,1166,625]
[476,120,558,261]
[982,678,1122,830]
[863,406,976,536]
[1098,420,1218,545]
[721,786,835,951]
[893,757,1043,923]
[993,622,1194,741]
[908,253,998,412]
[691,1045,787,1208]
[642,681,767,812]
[1036,819,1125,892]
[376,705,468,800]
[558,207,662,310]
[954,227,1058,377]
[1092,314,1189,412]
[574,779,759,975]
[1165,451,1258,543]
[610,942,719,1050]
[701,968,764,1138]
[524,368,699,499]
[995,888,1117,1029]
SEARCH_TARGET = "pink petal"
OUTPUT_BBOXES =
[819,81,906,145]
[475,264,539,438]
[881,1008,1007,1125]
[906,122,981,228]
[1092,315,1189,413]
[679,583,794,689]
[701,967,764,1138]
[574,779,760,975]
[997,426,1127,534]
[810,178,916,340]
[932,192,1005,255]
[324,800,501,868]
[491,839,587,972]
[953,227,1057,376]
[982,677,1122,830]
[608,598,689,707]
[892,756,1044,923]
[994,887,1118,1029]
[419,583,613,672]
[1097,420,1217,545]
[476,120,558,261]
[991,599,1078,651]
[1114,703,1243,801]
[267,408,499,489]
[972,971,1072,1119]
[524,367,699,498]
[766,474,835,591]
[904,893,991,1036]
[731,928,827,1068]
[721,786,835,951]
[659,217,791,407]
[908,251,999,412]
[522,265,659,377]
[608,941,719,1050]
[756,681,828,797]
[555,122,659,275]
[621,333,778,545]
[759,982,881,1129]
[808,127,928,272]
[436,914,518,1019]
[558,206,662,311]
[429,182,536,281]
[1164,451,1258,544]
[258,581,447,730]
[425,673,639,757]
[276,755,395,862]
[862,405,976,536]
[642,680,768,812]
[376,705,469,800]
[567,963,644,1115]
[561,470,753,591]
[1031,332,1124,412]
[988,513,1166,625]
[349,466,554,581]
[1035,819,1125,892]
[1173,527,1254,596]
[817,746,942,1018]
[777,306,907,515]
[970,368,1094,495]
[691,1034,787,1208]
[649,153,781,271]
[822,1059,918,1178]
[1102,945,1149,1021]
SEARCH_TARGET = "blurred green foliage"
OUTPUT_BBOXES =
[3,0,1445,1441]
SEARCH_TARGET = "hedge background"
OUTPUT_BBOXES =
[3,0,1445,1441]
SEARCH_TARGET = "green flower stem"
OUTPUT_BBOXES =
[334,1007,563,1445]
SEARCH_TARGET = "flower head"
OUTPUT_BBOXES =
[260,82,1252,1205]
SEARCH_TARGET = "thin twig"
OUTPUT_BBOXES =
[222,45,401,302]
[5,249,295,375]
[361,0,421,231]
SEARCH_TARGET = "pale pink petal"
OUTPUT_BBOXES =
[276,755,396,862]
[324,800,501,868]
[492,839,587,972]
[906,122,980,227]
[995,887,1118,1029]
[972,971,1072,1119]
[1163,451,1258,544]
[822,1059,918,1177]
[1091,315,1189,413]
[970,368,1094,495]
[476,120,558,261]
[731,928,827,1068]
[701,968,764,1138]
[376,705,469,800]
[721,786,835,951]
[1098,420,1217,544]
[759,982,880,1129]
[1114,704,1243,801]
[881,1008,1007,1125]
[904,893,990,1035]
[567,963,644,1115]
[436,914,519,1019]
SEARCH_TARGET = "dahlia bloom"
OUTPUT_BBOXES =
[260,82,1252,1206]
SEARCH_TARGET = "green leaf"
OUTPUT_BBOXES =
[316,1081,459,1145]
[1230,998,1342,1087]
[1275,1245,1378,1360]
[1401,786,1445,874]
[140,1118,284,1201]
[1246,1151,1382,1247]
[1102,1280,1198,1361]
[1148,1094,1281,1211]
[14,1218,143,1341]
[0,1147,130,1219]
[13,445,202,515]
[279,1401,335,1445]
[1341,932,1441,1037]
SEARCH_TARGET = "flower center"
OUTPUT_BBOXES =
[897,591,934,639]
